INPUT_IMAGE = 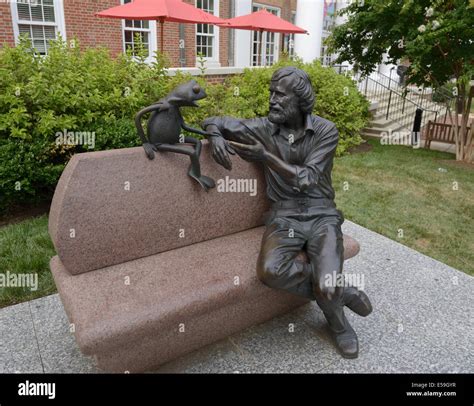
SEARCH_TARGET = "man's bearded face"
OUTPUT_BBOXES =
[268,76,301,125]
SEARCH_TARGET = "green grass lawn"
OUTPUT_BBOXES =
[0,139,473,309]
[333,140,474,275]
[0,215,56,308]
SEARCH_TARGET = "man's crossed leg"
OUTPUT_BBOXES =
[257,209,372,358]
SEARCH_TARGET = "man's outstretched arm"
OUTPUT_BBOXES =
[229,139,299,190]
[202,116,263,170]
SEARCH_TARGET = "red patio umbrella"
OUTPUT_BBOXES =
[218,9,307,66]
[96,0,227,52]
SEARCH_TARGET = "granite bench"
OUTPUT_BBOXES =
[48,141,360,372]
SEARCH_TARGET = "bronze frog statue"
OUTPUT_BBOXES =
[135,80,216,191]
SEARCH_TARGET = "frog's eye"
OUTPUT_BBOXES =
[192,85,201,94]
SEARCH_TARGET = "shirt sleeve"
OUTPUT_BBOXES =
[201,116,266,145]
[293,124,339,193]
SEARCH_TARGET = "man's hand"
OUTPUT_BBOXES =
[208,134,235,170]
[228,136,267,162]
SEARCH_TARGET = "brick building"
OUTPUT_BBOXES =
[0,0,304,70]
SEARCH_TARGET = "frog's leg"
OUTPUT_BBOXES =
[184,137,215,190]
[154,143,214,191]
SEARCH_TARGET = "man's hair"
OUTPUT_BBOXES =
[271,66,315,114]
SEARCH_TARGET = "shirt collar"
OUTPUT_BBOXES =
[271,114,315,139]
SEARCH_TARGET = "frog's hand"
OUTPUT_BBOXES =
[154,100,171,112]
[181,122,209,137]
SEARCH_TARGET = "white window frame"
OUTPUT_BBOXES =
[10,0,67,54]
[121,0,157,64]
[286,11,296,59]
[195,0,220,67]
[251,3,280,66]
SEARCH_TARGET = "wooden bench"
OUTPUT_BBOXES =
[424,120,471,150]
[48,141,360,372]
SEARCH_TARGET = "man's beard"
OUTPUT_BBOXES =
[268,102,301,125]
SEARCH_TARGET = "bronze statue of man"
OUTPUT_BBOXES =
[202,66,372,358]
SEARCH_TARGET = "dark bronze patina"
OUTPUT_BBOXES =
[135,79,215,191]
[202,66,373,358]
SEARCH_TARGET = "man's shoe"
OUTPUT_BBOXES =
[330,322,359,359]
[344,287,373,317]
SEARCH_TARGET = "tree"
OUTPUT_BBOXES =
[326,0,474,162]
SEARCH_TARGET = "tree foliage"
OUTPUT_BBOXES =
[327,0,474,161]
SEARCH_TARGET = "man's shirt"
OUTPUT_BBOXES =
[202,114,339,202]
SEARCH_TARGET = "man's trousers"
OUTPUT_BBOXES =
[257,202,348,333]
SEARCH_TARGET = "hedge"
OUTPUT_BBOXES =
[0,38,369,212]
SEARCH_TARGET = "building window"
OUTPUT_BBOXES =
[283,12,296,59]
[323,0,337,32]
[251,4,280,66]
[124,20,150,57]
[122,0,157,61]
[321,46,333,66]
[196,0,219,65]
[321,0,337,65]
[10,0,66,55]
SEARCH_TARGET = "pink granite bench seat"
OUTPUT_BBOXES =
[49,141,360,372]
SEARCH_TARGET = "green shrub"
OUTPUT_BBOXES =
[0,37,171,211]
[303,60,370,154]
[0,40,369,213]
[0,138,64,210]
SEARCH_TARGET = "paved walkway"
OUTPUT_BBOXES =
[1,221,472,373]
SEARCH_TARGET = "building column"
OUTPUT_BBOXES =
[294,0,325,62]
[233,0,252,67]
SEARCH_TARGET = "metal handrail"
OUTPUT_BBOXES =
[370,69,455,104]
[345,69,442,111]
[355,73,445,135]
[324,63,351,75]
[327,64,453,135]
[331,63,455,104]
[355,73,438,112]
